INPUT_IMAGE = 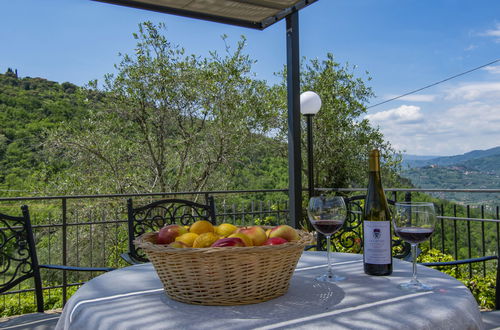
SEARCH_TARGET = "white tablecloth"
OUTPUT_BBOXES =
[56,252,483,330]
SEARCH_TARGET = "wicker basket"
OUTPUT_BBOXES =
[134,228,313,306]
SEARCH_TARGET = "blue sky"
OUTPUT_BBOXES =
[1,0,500,156]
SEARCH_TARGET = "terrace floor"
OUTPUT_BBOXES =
[0,310,61,330]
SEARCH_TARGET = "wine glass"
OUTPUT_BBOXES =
[393,202,436,291]
[307,196,347,282]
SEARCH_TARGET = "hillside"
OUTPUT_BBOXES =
[401,147,500,204]
[403,147,500,168]
[401,154,440,168]
[0,69,89,194]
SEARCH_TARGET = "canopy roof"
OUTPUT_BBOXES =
[94,0,316,30]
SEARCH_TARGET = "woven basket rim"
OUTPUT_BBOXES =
[134,226,313,255]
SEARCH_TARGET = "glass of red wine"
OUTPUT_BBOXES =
[307,196,347,282]
[393,202,436,291]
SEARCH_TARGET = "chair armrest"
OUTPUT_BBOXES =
[120,252,142,265]
[39,264,115,272]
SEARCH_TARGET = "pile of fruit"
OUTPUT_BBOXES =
[154,220,300,248]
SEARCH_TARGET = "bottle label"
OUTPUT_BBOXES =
[363,220,391,264]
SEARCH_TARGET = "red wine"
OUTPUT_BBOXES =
[311,220,344,235]
[395,227,434,244]
[363,149,393,276]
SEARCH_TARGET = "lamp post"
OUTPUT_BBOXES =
[300,91,322,199]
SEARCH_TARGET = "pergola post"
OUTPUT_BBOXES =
[286,11,302,229]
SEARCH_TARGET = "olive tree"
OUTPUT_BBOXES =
[274,54,401,190]
[45,22,277,194]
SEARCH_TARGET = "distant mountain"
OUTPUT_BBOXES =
[401,147,500,204]
[401,154,440,168]
[403,146,500,169]
[459,154,500,175]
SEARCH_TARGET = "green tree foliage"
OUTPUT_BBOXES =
[0,70,88,196]
[45,22,278,195]
[272,55,402,191]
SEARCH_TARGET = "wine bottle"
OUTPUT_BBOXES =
[363,149,393,276]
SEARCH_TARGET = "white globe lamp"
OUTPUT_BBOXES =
[300,91,322,115]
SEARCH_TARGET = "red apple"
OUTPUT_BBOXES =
[268,225,300,242]
[236,226,268,246]
[263,237,288,245]
[211,237,245,247]
[157,224,188,244]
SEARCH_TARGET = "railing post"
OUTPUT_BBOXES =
[62,198,68,306]
[481,205,486,276]
[497,206,499,264]
[453,204,458,260]
[496,206,500,310]
[404,192,412,203]
[467,205,472,278]
[440,203,445,254]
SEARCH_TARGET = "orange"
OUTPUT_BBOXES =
[189,220,214,235]
[192,232,219,248]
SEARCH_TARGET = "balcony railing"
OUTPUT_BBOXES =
[1,188,499,315]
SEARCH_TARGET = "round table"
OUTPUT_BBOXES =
[55,252,483,330]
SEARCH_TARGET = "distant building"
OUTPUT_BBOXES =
[5,68,18,78]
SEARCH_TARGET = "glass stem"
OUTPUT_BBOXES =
[411,243,418,282]
[326,235,333,278]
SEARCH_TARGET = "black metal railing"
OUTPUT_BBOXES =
[0,188,499,316]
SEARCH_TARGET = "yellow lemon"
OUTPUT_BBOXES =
[216,223,238,237]
[265,228,272,238]
[192,232,219,248]
[175,232,199,247]
[228,233,253,247]
[189,220,214,235]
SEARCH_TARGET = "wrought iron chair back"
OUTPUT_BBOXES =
[123,196,216,264]
[0,205,44,311]
[0,205,114,313]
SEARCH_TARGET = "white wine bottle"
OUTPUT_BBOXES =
[363,149,393,276]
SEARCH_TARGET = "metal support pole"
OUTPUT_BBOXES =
[306,114,314,199]
[62,198,68,306]
[286,11,302,229]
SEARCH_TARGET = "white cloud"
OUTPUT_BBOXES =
[465,44,477,51]
[481,23,500,42]
[445,82,500,101]
[483,65,500,74]
[365,105,424,124]
[364,100,500,156]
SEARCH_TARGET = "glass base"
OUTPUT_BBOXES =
[316,273,345,283]
[398,279,433,292]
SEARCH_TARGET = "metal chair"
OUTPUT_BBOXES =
[0,205,114,313]
[121,196,216,264]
